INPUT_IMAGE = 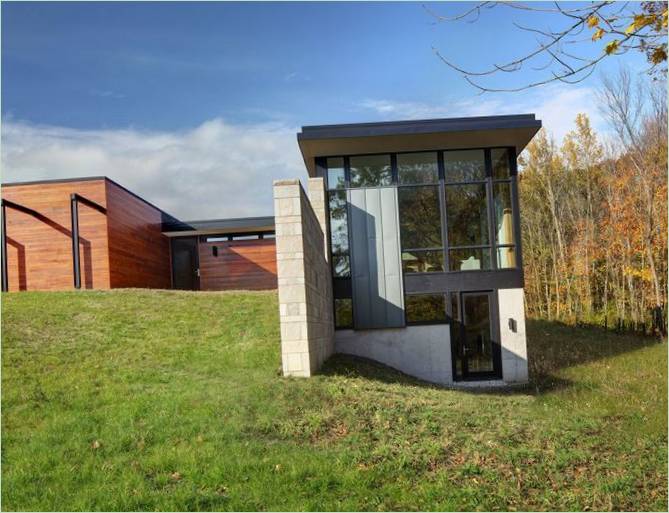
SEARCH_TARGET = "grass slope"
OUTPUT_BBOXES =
[2,290,667,511]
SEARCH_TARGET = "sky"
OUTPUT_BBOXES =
[1,1,650,219]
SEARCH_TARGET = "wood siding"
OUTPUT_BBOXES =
[105,180,171,289]
[199,239,277,291]
[2,179,110,291]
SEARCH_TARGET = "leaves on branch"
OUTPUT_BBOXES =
[428,1,668,92]
[605,40,620,55]
[592,28,605,41]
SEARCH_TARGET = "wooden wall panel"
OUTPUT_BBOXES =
[2,179,110,291]
[199,239,277,291]
[105,180,171,289]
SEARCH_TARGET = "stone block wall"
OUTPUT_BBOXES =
[274,178,334,377]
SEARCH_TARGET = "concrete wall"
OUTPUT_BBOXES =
[274,178,334,377]
[498,287,529,383]
[335,287,529,386]
[335,325,453,384]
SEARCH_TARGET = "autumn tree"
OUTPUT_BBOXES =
[518,71,667,332]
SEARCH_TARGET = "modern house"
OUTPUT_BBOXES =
[1,113,541,386]
[275,114,541,385]
[1,177,277,292]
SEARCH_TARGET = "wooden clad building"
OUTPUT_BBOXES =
[1,177,276,292]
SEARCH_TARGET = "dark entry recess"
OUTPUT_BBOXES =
[451,291,502,381]
[171,237,200,290]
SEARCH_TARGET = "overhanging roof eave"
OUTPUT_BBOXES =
[298,121,542,176]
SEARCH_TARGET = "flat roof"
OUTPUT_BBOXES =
[162,215,275,237]
[2,175,181,226]
[2,175,274,237]
[297,114,542,175]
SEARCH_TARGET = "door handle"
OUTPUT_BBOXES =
[195,268,200,277]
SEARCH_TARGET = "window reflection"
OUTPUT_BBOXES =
[398,152,439,184]
[349,155,392,188]
[449,248,491,271]
[497,247,516,268]
[445,184,489,246]
[332,255,350,277]
[494,182,514,245]
[323,147,518,278]
[328,190,349,255]
[328,190,350,277]
[491,148,511,179]
[334,298,353,328]
[402,250,444,273]
[443,150,486,182]
[405,294,447,324]
[398,186,442,250]
[326,157,346,190]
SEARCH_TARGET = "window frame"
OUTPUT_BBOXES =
[397,181,445,273]
[319,147,521,273]
[404,292,449,326]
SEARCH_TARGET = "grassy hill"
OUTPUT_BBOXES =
[2,290,666,511]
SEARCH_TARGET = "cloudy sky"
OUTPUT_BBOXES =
[2,2,648,220]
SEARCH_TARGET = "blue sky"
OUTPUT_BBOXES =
[1,1,650,218]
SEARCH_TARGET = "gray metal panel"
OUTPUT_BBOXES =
[380,187,405,326]
[349,189,371,327]
[349,187,405,329]
[367,189,385,325]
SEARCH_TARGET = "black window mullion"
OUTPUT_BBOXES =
[509,146,518,177]
[316,157,328,188]
[448,244,493,250]
[344,156,351,188]
[402,247,444,252]
[444,179,488,186]
[510,174,523,269]
[437,151,445,181]
[438,152,449,272]
[391,153,398,184]
[484,149,497,270]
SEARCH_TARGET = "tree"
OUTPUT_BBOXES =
[597,68,667,310]
[517,72,667,332]
[427,1,668,92]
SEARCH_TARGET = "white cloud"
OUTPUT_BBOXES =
[2,86,608,222]
[359,84,607,143]
[1,118,305,220]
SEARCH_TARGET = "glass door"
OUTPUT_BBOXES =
[451,291,502,380]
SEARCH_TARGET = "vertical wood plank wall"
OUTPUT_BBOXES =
[2,179,111,291]
[105,180,171,289]
[198,239,277,291]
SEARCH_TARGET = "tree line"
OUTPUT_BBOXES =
[519,69,667,333]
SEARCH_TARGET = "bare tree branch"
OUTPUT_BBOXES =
[429,1,668,92]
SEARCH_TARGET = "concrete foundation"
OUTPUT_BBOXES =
[335,325,453,384]
[334,287,529,386]
[498,287,529,383]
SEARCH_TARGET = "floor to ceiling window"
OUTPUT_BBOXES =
[322,146,519,329]
[491,148,517,269]
[326,157,353,328]
[443,150,491,271]
[397,152,444,274]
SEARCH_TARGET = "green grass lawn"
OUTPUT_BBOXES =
[2,290,667,511]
